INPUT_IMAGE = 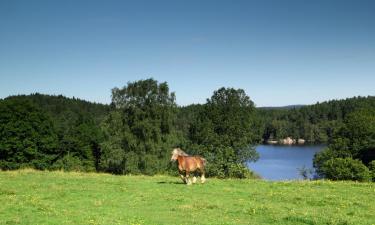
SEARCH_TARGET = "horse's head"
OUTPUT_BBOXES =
[171,148,179,161]
[171,148,188,161]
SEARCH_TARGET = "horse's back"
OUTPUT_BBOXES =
[178,156,205,171]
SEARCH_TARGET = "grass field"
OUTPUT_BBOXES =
[0,170,374,225]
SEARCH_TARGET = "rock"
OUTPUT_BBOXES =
[280,137,294,145]
[267,140,278,144]
[297,139,306,144]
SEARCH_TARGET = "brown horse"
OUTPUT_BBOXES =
[170,148,206,185]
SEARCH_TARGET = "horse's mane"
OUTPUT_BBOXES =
[173,148,189,156]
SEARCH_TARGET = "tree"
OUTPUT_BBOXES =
[0,99,59,169]
[259,96,375,144]
[339,109,375,164]
[53,113,102,171]
[2,94,109,172]
[99,79,179,175]
[314,108,375,180]
[189,87,261,178]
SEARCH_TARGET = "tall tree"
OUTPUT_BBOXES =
[189,87,261,178]
[100,79,178,175]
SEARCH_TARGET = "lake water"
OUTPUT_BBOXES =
[247,145,325,180]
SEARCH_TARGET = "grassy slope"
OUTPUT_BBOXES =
[0,170,374,225]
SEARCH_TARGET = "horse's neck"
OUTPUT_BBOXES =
[177,155,187,164]
[177,155,183,162]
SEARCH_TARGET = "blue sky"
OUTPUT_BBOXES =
[0,0,374,106]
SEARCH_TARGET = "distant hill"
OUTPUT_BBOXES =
[0,93,111,171]
[3,93,110,124]
[258,105,306,110]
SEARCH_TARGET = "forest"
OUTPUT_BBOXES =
[0,78,374,181]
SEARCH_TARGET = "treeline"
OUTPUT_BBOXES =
[0,80,261,178]
[259,96,375,143]
[0,94,109,171]
[0,79,374,180]
[259,96,375,181]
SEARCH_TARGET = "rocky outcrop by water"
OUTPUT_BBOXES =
[266,137,306,145]
[280,137,294,145]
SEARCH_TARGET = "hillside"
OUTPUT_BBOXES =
[258,96,375,143]
[0,93,110,171]
[258,105,306,110]
[0,170,374,225]
[4,93,110,124]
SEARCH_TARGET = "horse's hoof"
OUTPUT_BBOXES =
[201,175,206,184]
[192,177,197,184]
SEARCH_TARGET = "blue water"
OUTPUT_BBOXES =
[247,145,325,180]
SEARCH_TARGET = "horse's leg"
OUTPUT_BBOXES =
[200,169,206,184]
[192,175,197,184]
[179,170,186,184]
[191,168,197,184]
[185,170,192,185]
[201,174,206,183]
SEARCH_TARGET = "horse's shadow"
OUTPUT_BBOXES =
[157,181,185,185]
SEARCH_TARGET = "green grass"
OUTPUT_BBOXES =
[0,170,374,225]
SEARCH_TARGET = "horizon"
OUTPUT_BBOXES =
[1,0,374,107]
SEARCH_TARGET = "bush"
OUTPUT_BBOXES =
[0,161,20,170]
[227,163,260,179]
[321,158,371,182]
[51,155,85,172]
[204,160,259,179]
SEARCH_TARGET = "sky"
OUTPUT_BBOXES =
[0,0,374,107]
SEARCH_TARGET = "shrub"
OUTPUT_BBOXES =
[227,163,260,179]
[321,157,371,182]
[51,155,85,172]
[204,161,259,179]
[0,161,20,170]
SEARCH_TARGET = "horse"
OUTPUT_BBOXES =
[170,148,206,185]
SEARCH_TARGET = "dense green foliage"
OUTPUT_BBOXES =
[99,79,179,175]
[0,98,59,169]
[0,79,374,181]
[0,94,109,172]
[259,96,375,143]
[314,108,375,181]
[0,82,262,178]
[318,157,371,181]
[259,96,375,181]
[1,170,374,225]
[184,87,261,178]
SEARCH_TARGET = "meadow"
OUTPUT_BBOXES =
[0,170,374,225]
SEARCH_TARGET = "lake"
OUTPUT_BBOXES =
[247,145,325,180]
